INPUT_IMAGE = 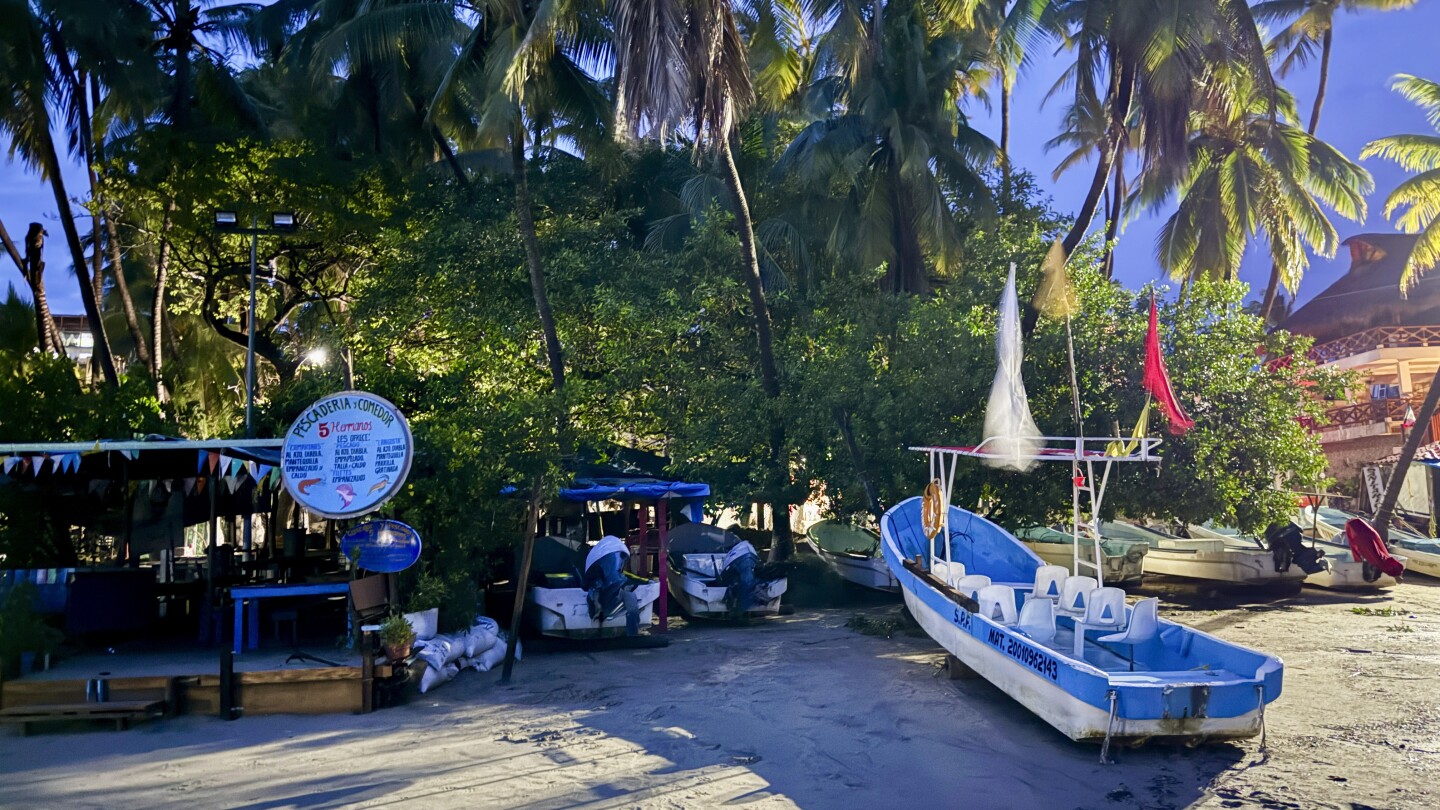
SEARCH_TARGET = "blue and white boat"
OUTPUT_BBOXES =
[883,491,1281,746]
[879,265,1281,751]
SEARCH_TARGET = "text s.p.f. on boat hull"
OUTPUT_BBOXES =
[882,497,1281,745]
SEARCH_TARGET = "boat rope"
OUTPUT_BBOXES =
[1256,684,1267,755]
[1101,689,1119,765]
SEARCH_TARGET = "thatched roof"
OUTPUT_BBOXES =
[1283,234,1439,344]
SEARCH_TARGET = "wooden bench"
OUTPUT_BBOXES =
[0,699,167,735]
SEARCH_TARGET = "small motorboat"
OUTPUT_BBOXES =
[665,523,788,617]
[524,535,662,638]
[1293,507,1411,587]
[804,520,900,592]
[1014,526,1148,585]
[1099,521,1307,587]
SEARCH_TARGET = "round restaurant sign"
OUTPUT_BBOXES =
[281,391,412,519]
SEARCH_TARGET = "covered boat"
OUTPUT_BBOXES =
[1014,526,1148,585]
[524,535,661,638]
[1100,522,1307,587]
[666,523,788,617]
[804,520,900,592]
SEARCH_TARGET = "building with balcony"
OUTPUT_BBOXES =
[1284,234,1440,483]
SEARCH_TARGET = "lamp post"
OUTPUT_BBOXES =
[213,210,298,557]
[213,210,298,438]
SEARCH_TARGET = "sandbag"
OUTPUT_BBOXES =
[473,633,521,672]
[465,618,499,657]
[419,662,459,694]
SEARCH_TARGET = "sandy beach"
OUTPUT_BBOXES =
[4,566,1440,810]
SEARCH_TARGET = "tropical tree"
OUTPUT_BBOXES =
[1048,0,1275,259]
[1364,73,1440,539]
[1254,0,1418,136]
[774,0,998,294]
[610,0,800,555]
[1137,78,1370,303]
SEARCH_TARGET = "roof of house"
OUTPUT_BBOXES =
[1283,234,1437,344]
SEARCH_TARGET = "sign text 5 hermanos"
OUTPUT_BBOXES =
[289,395,398,439]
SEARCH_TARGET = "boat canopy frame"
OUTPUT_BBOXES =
[913,436,1162,587]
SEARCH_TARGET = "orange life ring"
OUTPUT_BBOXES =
[921,479,945,540]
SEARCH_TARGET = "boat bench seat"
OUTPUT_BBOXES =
[1107,668,1245,686]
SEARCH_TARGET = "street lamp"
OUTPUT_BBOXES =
[213,210,301,439]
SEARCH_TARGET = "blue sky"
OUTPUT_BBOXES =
[3,3,1438,317]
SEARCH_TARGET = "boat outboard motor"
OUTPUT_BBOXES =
[1265,523,1327,575]
[584,535,639,635]
[720,540,760,616]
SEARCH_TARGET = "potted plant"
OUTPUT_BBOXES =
[378,612,415,662]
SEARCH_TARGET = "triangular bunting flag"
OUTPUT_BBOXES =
[197,450,208,473]
[224,475,240,493]
[256,463,273,483]
[196,476,207,494]
[66,453,82,473]
[228,457,243,478]
[1143,296,1195,435]
[207,451,220,473]
[2,456,16,474]
[183,478,196,495]
[161,479,172,493]
[246,460,258,479]
[30,456,47,475]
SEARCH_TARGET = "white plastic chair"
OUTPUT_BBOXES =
[954,574,991,603]
[1057,575,1098,617]
[976,584,1018,626]
[1099,597,1160,671]
[1017,597,1056,643]
[1073,587,1128,658]
[1031,565,1068,602]
[933,558,966,588]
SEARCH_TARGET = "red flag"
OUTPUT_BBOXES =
[1143,297,1195,435]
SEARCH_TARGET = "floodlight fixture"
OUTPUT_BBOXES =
[214,210,239,229]
[270,211,297,231]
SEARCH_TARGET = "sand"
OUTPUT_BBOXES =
[3,569,1440,809]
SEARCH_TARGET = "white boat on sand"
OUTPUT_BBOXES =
[665,523,788,618]
[525,536,662,638]
[1293,507,1410,588]
[1015,526,1147,585]
[804,520,900,592]
[1099,522,1307,587]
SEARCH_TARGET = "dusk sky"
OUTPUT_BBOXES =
[3,3,1438,317]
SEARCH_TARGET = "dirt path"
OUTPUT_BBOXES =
[3,575,1438,809]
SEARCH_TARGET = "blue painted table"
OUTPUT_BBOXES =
[230,582,350,655]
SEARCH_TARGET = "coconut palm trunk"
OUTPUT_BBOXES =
[1309,28,1332,135]
[1374,367,1440,541]
[511,128,565,398]
[719,135,792,559]
[1,218,61,352]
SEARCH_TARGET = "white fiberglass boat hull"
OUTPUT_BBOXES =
[1019,540,1146,585]
[1141,547,1307,586]
[1304,543,1405,590]
[811,544,901,591]
[664,568,787,618]
[525,581,661,638]
[1392,546,1440,578]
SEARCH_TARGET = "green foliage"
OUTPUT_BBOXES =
[378,612,416,648]
[0,584,64,665]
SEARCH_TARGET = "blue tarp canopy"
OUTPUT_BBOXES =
[557,477,709,503]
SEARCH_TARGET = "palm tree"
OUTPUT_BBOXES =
[774,0,998,294]
[1138,78,1370,295]
[1049,0,1275,259]
[1253,0,1418,136]
[610,0,797,556]
[1364,73,1440,539]
[0,0,125,384]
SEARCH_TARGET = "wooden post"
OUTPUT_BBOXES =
[638,503,651,577]
[500,477,543,685]
[656,499,669,633]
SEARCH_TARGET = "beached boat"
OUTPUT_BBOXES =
[882,268,1280,751]
[665,523,788,618]
[883,485,1280,746]
[1099,522,1307,587]
[1014,526,1148,585]
[804,520,900,592]
[1294,507,1415,586]
[525,535,662,638]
